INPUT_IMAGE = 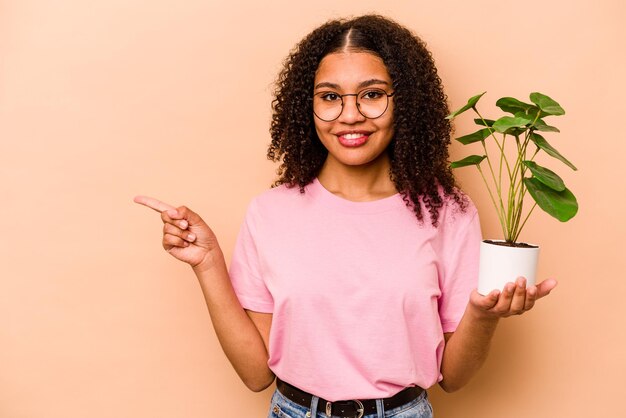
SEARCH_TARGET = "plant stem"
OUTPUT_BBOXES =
[505,135,524,241]
[474,109,513,178]
[498,135,506,206]
[473,108,509,236]
[477,165,507,234]
[513,202,537,243]
[511,178,527,239]
[510,127,537,239]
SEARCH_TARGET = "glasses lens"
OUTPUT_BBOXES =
[357,88,389,119]
[313,91,342,121]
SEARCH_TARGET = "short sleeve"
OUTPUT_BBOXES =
[438,206,482,333]
[229,201,274,313]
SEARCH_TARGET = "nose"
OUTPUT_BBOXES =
[338,95,366,123]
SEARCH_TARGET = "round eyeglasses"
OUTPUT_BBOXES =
[312,88,395,122]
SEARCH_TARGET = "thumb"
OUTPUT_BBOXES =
[536,279,558,299]
[169,206,205,227]
[470,289,500,310]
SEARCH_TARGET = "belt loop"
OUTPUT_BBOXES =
[310,395,319,418]
[375,399,384,418]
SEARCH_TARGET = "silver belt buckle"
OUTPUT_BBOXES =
[350,399,364,418]
[325,399,364,418]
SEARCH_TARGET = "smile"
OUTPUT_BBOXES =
[336,131,371,147]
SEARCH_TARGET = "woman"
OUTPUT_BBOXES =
[135,15,556,418]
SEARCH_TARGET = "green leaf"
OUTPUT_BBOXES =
[455,128,492,145]
[496,97,533,114]
[534,118,561,132]
[530,133,577,170]
[492,116,533,133]
[446,92,486,119]
[450,155,486,168]
[474,118,495,127]
[514,109,543,125]
[522,161,565,191]
[522,106,543,120]
[506,128,527,136]
[529,92,565,116]
[524,177,578,221]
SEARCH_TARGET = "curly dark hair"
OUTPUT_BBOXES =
[267,14,467,226]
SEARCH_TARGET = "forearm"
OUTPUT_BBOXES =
[439,278,557,392]
[193,249,274,392]
[439,305,499,392]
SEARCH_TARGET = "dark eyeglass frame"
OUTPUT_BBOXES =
[312,88,396,122]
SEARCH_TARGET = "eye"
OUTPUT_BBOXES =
[319,92,341,102]
[360,89,385,100]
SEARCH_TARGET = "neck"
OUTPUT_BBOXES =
[317,155,397,202]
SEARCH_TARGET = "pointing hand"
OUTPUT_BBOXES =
[134,196,220,268]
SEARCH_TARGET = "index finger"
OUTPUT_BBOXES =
[133,195,176,213]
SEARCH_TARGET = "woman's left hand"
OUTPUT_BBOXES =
[468,277,558,320]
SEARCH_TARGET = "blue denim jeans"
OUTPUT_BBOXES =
[267,387,433,418]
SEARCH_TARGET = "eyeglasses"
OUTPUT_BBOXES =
[312,88,395,122]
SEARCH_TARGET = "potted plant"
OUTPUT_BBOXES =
[446,92,578,294]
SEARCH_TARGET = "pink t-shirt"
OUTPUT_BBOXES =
[229,178,481,401]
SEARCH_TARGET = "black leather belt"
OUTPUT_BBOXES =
[276,378,424,417]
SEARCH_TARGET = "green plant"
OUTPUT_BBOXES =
[446,92,578,244]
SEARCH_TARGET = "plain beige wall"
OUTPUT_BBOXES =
[1,0,624,417]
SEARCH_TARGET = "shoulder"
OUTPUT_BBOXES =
[430,186,479,229]
[251,183,308,209]
[241,182,321,238]
[427,188,482,254]
[244,182,316,222]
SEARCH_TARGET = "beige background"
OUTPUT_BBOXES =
[1,0,624,417]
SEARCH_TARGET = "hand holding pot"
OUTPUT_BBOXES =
[469,277,558,319]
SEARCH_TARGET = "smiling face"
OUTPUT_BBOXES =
[313,51,395,173]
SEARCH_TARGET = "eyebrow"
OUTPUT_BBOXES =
[314,78,391,91]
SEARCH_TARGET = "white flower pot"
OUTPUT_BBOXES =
[478,240,540,295]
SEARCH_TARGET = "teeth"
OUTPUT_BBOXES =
[343,133,365,139]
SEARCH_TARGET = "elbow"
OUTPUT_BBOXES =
[243,373,275,393]
[246,380,273,393]
[438,372,469,393]
[438,379,462,393]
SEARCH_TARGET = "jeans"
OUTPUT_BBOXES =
[267,387,433,418]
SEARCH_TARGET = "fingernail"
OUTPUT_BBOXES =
[179,220,188,229]
[506,283,515,292]
[167,209,177,217]
[187,233,195,241]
